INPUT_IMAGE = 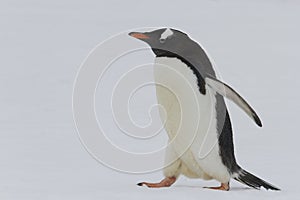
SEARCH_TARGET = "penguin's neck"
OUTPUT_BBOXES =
[153,49,207,95]
[152,48,177,57]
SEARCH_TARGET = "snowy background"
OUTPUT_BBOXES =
[1,0,300,199]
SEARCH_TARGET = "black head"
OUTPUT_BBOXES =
[129,28,196,57]
[129,28,217,94]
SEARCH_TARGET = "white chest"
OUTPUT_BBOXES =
[153,57,216,140]
[153,57,230,182]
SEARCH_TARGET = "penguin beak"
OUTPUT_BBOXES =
[129,32,149,40]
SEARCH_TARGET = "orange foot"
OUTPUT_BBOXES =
[137,177,176,188]
[204,183,230,191]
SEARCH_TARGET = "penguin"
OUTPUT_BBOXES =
[128,28,280,191]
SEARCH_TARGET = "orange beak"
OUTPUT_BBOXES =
[129,32,149,39]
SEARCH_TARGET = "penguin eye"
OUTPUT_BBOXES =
[159,38,166,43]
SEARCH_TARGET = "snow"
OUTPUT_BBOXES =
[0,0,299,199]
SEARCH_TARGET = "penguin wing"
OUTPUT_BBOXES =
[205,76,262,127]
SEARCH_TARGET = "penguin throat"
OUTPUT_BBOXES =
[152,48,206,95]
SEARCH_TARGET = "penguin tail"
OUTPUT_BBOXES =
[233,168,280,191]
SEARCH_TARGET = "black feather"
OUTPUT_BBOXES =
[234,168,280,191]
[253,113,263,127]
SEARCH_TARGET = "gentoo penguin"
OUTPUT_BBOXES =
[129,28,280,191]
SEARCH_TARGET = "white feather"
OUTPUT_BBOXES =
[154,57,231,183]
[160,28,174,40]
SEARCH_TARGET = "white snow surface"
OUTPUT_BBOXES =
[0,0,299,199]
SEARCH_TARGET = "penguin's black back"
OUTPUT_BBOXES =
[215,94,239,174]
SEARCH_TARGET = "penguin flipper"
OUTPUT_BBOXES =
[205,76,262,127]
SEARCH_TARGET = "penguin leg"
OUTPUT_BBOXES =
[137,176,177,188]
[137,144,180,188]
[204,182,230,191]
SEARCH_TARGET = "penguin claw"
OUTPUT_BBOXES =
[137,182,144,186]
[204,183,230,191]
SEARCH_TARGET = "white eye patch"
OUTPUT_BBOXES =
[160,28,174,40]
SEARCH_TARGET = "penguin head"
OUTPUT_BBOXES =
[129,28,192,57]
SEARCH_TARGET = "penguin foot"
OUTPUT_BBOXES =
[204,183,230,191]
[137,177,176,188]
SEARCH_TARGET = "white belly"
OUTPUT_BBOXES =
[154,57,230,183]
